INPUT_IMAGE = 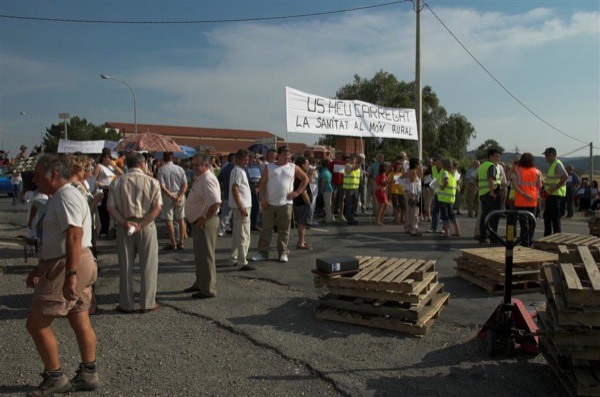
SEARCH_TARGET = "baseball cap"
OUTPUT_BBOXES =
[542,147,557,155]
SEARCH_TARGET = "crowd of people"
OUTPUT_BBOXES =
[6,141,600,396]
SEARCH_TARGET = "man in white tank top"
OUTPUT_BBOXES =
[251,146,309,263]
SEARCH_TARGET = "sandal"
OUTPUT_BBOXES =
[177,243,184,250]
[296,243,312,250]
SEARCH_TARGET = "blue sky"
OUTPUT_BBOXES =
[1,0,598,159]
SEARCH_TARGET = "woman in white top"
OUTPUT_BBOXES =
[93,148,122,237]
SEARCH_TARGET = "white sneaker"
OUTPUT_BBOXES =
[251,253,268,262]
[279,254,289,263]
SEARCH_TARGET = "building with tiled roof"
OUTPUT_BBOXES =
[105,122,310,155]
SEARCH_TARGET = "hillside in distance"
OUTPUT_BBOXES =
[465,151,599,175]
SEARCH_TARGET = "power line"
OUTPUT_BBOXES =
[422,1,597,148]
[2,1,596,151]
[0,1,409,24]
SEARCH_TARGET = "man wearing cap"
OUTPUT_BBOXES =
[252,145,309,263]
[542,147,567,236]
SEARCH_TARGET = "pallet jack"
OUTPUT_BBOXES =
[477,209,540,356]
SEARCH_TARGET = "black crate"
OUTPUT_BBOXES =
[316,256,359,273]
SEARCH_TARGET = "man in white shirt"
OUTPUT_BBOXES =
[229,149,254,271]
[184,153,222,298]
[26,155,99,395]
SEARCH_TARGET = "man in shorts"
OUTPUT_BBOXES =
[26,154,99,396]
[156,151,188,250]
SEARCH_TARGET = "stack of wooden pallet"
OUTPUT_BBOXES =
[534,233,600,253]
[313,256,449,337]
[538,245,600,397]
[454,246,558,294]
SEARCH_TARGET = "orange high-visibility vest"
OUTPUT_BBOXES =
[513,166,539,208]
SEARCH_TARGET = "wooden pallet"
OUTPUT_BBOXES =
[459,246,557,269]
[534,233,600,253]
[540,342,600,397]
[315,292,450,337]
[455,257,541,283]
[555,246,600,307]
[319,282,445,322]
[314,256,437,294]
[539,310,600,397]
[456,268,541,295]
[541,264,600,328]
[558,245,600,264]
[538,309,600,362]
[314,255,448,336]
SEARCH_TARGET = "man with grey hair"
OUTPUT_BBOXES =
[156,151,187,250]
[184,152,222,298]
[229,149,254,270]
[108,153,162,313]
[26,154,99,395]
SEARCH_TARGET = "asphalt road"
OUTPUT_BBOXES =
[0,195,588,397]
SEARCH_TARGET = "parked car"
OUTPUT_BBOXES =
[0,166,13,196]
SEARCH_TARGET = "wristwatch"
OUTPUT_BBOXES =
[66,269,77,277]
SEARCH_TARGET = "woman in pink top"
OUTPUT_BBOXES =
[375,163,389,225]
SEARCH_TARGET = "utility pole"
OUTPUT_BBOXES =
[590,142,595,202]
[59,113,69,140]
[415,0,422,161]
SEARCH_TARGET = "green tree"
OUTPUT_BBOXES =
[318,70,476,161]
[475,139,505,160]
[43,116,121,153]
[438,114,476,159]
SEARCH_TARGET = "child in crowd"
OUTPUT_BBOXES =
[404,158,422,236]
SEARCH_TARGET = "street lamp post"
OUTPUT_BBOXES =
[100,74,137,135]
[59,113,70,140]
[19,111,44,143]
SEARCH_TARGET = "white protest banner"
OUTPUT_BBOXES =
[286,86,417,140]
[57,139,119,154]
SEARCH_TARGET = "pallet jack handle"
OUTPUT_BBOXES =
[484,209,536,305]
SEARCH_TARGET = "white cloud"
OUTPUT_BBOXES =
[2,4,598,152]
